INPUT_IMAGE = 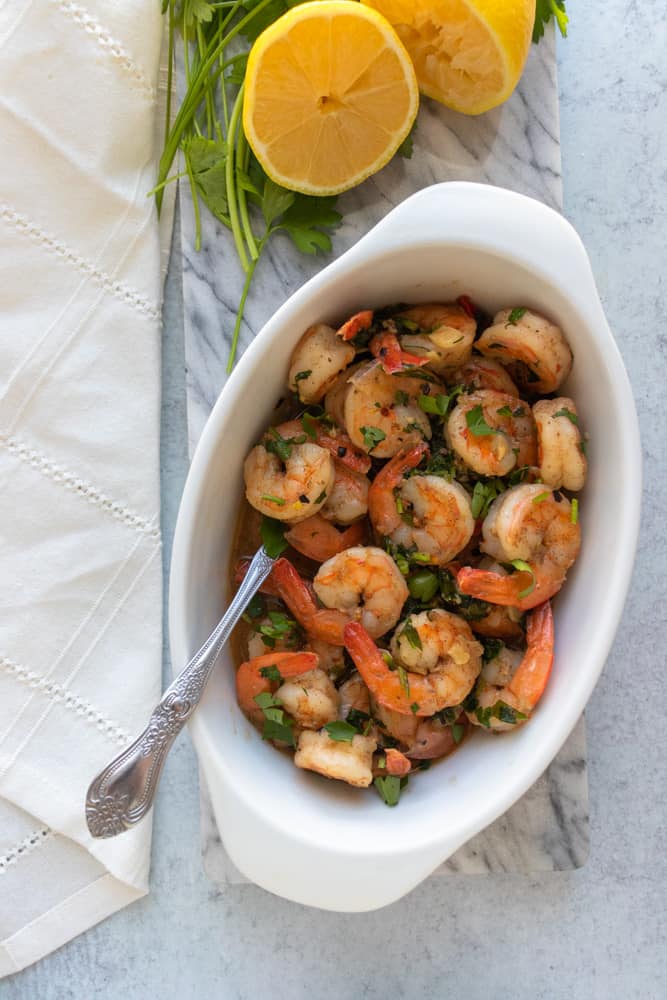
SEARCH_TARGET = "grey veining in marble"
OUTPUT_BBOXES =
[178,28,589,882]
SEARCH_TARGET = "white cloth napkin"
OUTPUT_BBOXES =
[0,0,169,976]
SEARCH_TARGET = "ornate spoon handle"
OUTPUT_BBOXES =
[85,546,275,838]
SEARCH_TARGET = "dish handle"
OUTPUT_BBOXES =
[344,182,602,315]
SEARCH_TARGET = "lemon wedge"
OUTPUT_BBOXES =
[362,0,534,114]
[243,0,419,196]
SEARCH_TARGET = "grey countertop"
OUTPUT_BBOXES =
[5,3,666,997]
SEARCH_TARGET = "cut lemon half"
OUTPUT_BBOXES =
[362,0,534,115]
[243,1,419,196]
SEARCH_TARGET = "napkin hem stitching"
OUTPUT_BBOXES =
[0,827,52,874]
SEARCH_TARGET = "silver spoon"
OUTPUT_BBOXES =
[85,545,275,838]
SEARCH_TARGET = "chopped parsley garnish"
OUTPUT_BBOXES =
[511,559,535,599]
[496,405,513,417]
[579,439,588,457]
[475,700,527,728]
[360,425,386,452]
[374,774,407,807]
[294,370,312,382]
[324,721,358,743]
[439,569,491,621]
[532,491,550,504]
[314,489,327,504]
[507,307,527,325]
[410,702,420,715]
[397,665,411,696]
[345,708,371,733]
[258,611,298,649]
[243,593,265,621]
[482,637,505,663]
[465,405,494,436]
[260,493,286,506]
[260,515,288,558]
[400,620,422,650]
[418,393,449,416]
[435,706,460,726]
[300,412,319,440]
[471,479,504,519]
[554,407,579,425]
[394,390,409,406]
[451,723,465,744]
[384,540,410,576]
[259,664,283,682]
[571,498,579,525]
[253,692,295,747]
[264,426,306,463]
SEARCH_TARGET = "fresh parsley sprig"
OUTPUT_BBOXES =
[533,0,568,44]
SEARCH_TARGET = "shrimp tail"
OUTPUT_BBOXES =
[370,331,430,374]
[456,566,538,611]
[384,747,412,777]
[343,622,436,717]
[508,601,554,710]
[336,310,374,342]
[236,651,319,717]
[271,558,348,645]
[285,516,366,563]
[368,440,429,535]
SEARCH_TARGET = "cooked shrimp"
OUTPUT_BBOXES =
[396,303,476,375]
[271,557,350,645]
[294,730,377,787]
[285,515,365,562]
[336,309,374,342]
[288,323,355,404]
[338,671,371,718]
[338,360,441,458]
[320,461,369,524]
[372,701,468,760]
[452,354,519,395]
[457,484,581,610]
[314,546,408,639]
[243,435,334,523]
[235,651,319,725]
[344,611,482,717]
[275,669,338,730]
[369,329,430,374]
[533,397,587,491]
[467,602,554,731]
[477,308,573,394]
[308,638,346,680]
[384,748,412,776]
[470,604,525,643]
[447,390,537,477]
[368,442,474,565]
[279,417,371,475]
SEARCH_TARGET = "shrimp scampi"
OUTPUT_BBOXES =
[232,296,586,805]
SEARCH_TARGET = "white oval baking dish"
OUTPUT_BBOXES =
[169,182,640,911]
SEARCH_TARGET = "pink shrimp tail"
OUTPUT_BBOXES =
[285,516,366,562]
[368,440,429,534]
[236,651,318,716]
[456,565,553,611]
[510,601,554,709]
[384,748,411,777]
[336,310,374,341]
[370,331,430,374]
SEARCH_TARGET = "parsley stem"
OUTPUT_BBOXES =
[226,83,249,272]
[236,126,259,260]
[157,0,275,212]
[227,240,264,373]
[164,1,174,150]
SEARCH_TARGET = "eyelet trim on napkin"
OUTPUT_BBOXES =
[0,828,52,875]
[2,435,161,542]
[0,206,161,323]
[51,0,156,101]
[0,656,130,746]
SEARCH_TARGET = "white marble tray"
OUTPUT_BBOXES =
[178,26,589,882]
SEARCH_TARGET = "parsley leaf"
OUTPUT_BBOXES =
[324,721,358,743]
[465,405,494,436]
[259,664,283,682]
[533,0,569,44]
[554,407,579,425]
[295,369,312,382]
[360,426,386,452]
[374,774,407,807]
[400,620,423,650]
[507,306,527,324]
[260,515,288,558]
[345,708,371,732]
[277,195,342,255]
[475,700,527,728]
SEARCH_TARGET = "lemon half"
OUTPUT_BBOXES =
[243,1,419,195]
